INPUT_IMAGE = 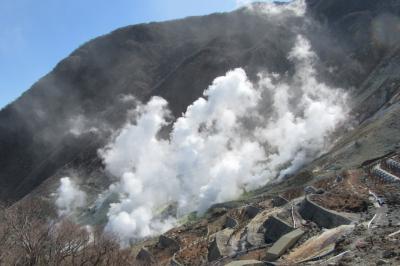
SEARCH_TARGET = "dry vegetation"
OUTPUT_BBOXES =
[0,200,135,266]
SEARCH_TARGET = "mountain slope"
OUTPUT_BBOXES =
[0,0,399,207]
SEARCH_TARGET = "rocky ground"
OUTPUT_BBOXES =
[132,153,400,266]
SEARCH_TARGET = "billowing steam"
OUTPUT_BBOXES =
[255,35,348,178]
[96,35,349,243]
[237,0,306,17]
[56,177,87,216]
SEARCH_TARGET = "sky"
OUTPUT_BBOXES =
[0,0,254,109]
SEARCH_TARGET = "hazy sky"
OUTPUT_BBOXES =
[0,1,282,109]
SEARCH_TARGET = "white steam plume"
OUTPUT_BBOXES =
[256,35,348,177]
[237,0,306,17]
[98,35,348,243]
[56,177,87,216]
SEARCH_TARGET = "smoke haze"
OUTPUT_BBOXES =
[238,0,306,17]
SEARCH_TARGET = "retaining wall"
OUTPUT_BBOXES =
[299,196,352,229]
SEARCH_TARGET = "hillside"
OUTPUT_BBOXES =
[1,0,399,203]
[1,0,400,264]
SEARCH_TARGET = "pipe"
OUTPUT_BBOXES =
[368,214,377,229]
[387,229,400,238]
[291,204,296,228]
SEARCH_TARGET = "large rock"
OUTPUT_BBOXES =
[265,229,305,261]
[158,235,180,253]
[244,209,294,247]
[207,214,238,236]
[285,225,355,263]
[245,210,277,247]
[208,228,235,262]
[136,247,156,265]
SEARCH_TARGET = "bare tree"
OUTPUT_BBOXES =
[0,198,135,266]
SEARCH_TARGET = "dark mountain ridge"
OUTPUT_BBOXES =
[1,0,400,204]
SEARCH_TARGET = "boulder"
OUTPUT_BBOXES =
[208,228,235,261]
[158,235,180,253]
[136,247,155,265]
[244,210,293,247]
[285,225,354,263]
[245,210,276,247]
[208,215,237,235]
[265,229,305,261]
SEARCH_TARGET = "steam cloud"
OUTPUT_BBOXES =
[98,34,349,243]
[237,0,306,17]
[56,177,87,216]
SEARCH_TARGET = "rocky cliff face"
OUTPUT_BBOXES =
[0,0,399,212]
